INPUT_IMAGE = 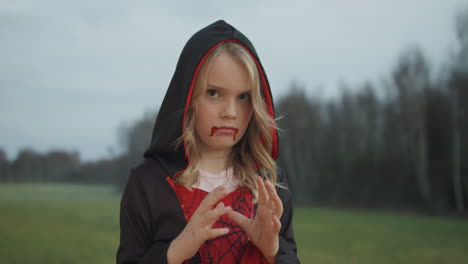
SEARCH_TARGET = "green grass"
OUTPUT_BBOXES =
[293,207,468,264]
[0,183,120,264]
[1,183,468,263]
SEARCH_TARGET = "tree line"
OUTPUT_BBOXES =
[276,9,468,213]
[0,110,155,190]
[1,9,467,214]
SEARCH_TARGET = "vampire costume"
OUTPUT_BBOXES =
[116,20,300,264]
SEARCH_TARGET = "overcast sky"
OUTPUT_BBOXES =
[1,0,466,161]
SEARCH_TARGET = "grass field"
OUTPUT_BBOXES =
[1,183,467,264]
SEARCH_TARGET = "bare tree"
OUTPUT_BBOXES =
[277,82,322,204]
[0,148,9,182]
[392,48,432,208]
[448,6,468,212]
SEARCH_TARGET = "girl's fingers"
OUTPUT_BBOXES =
[272,215,282,233]
[256,176,268,205]
[203,202,231,227]
[265,180,283,217]
[198,185,228,214]
[227,210,251,232]
[206,227,230,240]
[264,180,276,211]
[194,179,282,246]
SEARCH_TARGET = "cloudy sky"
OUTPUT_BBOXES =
[1,0,466,161]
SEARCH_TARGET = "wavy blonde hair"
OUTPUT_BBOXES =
[174,41,277,198]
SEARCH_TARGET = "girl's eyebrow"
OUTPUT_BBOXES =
[206,84,226,91]
[207,84,251,94]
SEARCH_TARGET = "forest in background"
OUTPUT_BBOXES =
[1,9,467,215]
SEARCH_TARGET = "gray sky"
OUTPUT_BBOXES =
[1,0,466,161]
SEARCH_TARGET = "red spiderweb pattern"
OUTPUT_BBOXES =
[169,181,267,264]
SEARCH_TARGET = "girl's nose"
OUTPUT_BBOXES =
[221,99,237,119]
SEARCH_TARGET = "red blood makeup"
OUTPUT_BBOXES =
[210,126,239,141]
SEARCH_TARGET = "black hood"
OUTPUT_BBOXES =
[143,20,278,176]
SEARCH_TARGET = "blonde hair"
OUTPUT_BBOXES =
[174,41,277,199]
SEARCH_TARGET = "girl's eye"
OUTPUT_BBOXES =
[207,89,219,98]
[239,93,250,101]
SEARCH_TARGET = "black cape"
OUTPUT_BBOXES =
[117,20,300,264]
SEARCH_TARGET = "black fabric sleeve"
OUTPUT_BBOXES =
[275,169,301,264]
[116,168,170,264]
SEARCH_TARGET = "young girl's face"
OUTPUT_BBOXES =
[194,52,253,153]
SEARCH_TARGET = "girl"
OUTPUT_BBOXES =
[117,20,300,264]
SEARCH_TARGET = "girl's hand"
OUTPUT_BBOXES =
[228,176,283,263]
[167,185,232,264]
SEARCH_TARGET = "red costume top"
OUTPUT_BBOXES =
[168,177,268,264]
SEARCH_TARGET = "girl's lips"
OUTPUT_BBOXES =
[210,126,239,135]
[210,126,239,141]
[210,126,240,140]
